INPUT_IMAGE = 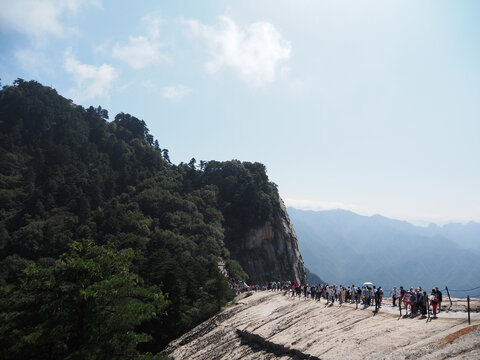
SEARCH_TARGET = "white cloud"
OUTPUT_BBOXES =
[138,81,191,101]
[0,0,101,42]
[161,84,192,101]
[112,36,164,69]
[185,16,291,87]
[112,14,168,69]
[15,48,53,76]
[63,49,117,102]
[284,198,370,215]
[143,13,163,39]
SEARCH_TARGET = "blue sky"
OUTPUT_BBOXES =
[1,0,479,225]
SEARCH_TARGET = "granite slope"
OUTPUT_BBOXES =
[163,291,480,359]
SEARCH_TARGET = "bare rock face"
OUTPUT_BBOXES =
[230,199,306,285]
[162,292,480,360]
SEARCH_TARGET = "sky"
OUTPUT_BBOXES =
[1,0,479,225]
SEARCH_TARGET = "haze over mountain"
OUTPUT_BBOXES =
[288,208,480,298]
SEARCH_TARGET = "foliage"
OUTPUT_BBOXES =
[0,240,168,360]
[0,80,282,352]
[226,258,249,282]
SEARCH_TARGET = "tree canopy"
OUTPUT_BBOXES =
[0,80,283,354]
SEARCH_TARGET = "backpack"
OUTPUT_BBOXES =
[431,296,438,305]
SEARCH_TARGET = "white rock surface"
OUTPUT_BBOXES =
[163,292,480,359]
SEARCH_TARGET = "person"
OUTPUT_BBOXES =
[390,287,399,307]
[402,291,410,315]
[377,287,384,308]
[375,288,381,312]
[328,285,335,305]
[414,289,422,317]
[409,291,417,316]
[435,287,443,313]
[296,284,302,298]
[362,286,369,307]
[421,291,428,319]
[399,286,405,308]
[430,289,439,319]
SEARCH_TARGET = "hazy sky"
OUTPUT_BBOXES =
[1,0,479,225]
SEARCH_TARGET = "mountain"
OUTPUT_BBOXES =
[229,198,305,285]
[162,291,480,359]
[420,222,480,252]
[0,79,305,358]
[288,208,480,297]
[305,267,325,285]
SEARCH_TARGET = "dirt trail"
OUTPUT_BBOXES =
[163,292,480,359]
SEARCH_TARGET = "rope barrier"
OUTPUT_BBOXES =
[445,285,480,292]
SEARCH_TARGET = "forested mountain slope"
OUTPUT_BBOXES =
[0,79,305,358]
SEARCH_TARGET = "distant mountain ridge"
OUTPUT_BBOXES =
[288,208,480,297]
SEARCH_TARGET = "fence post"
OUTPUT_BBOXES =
[467,296,471,325]
[445,286,453,311]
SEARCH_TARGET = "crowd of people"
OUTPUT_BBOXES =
[220,260,444,320]
[391,286,443,318]
[261,281,444,318]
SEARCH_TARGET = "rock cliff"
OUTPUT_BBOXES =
[163,291,480,360]
[228,199,306,285]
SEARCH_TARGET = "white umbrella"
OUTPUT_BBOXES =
[363,282,374,286]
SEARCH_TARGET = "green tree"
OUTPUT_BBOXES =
[0,240,168,360]
[0,80,282,352]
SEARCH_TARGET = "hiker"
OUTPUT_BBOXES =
[421,291,428,319]
[410,290,417,315]
[349,286,355,303]
[362,286,369,307]
[377,287,384,307]
[369,287,374,306]
[375,288,381,312]
[412,288,422,317]
[402,291,410,315]
[296,284,302,298]
[435,287,443,313]
[399,286,405,308]
[329,286,335,305]
[338,286,344,304]
[430,289,439,319]
[340,286,346,304]
[390,287,399,306]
